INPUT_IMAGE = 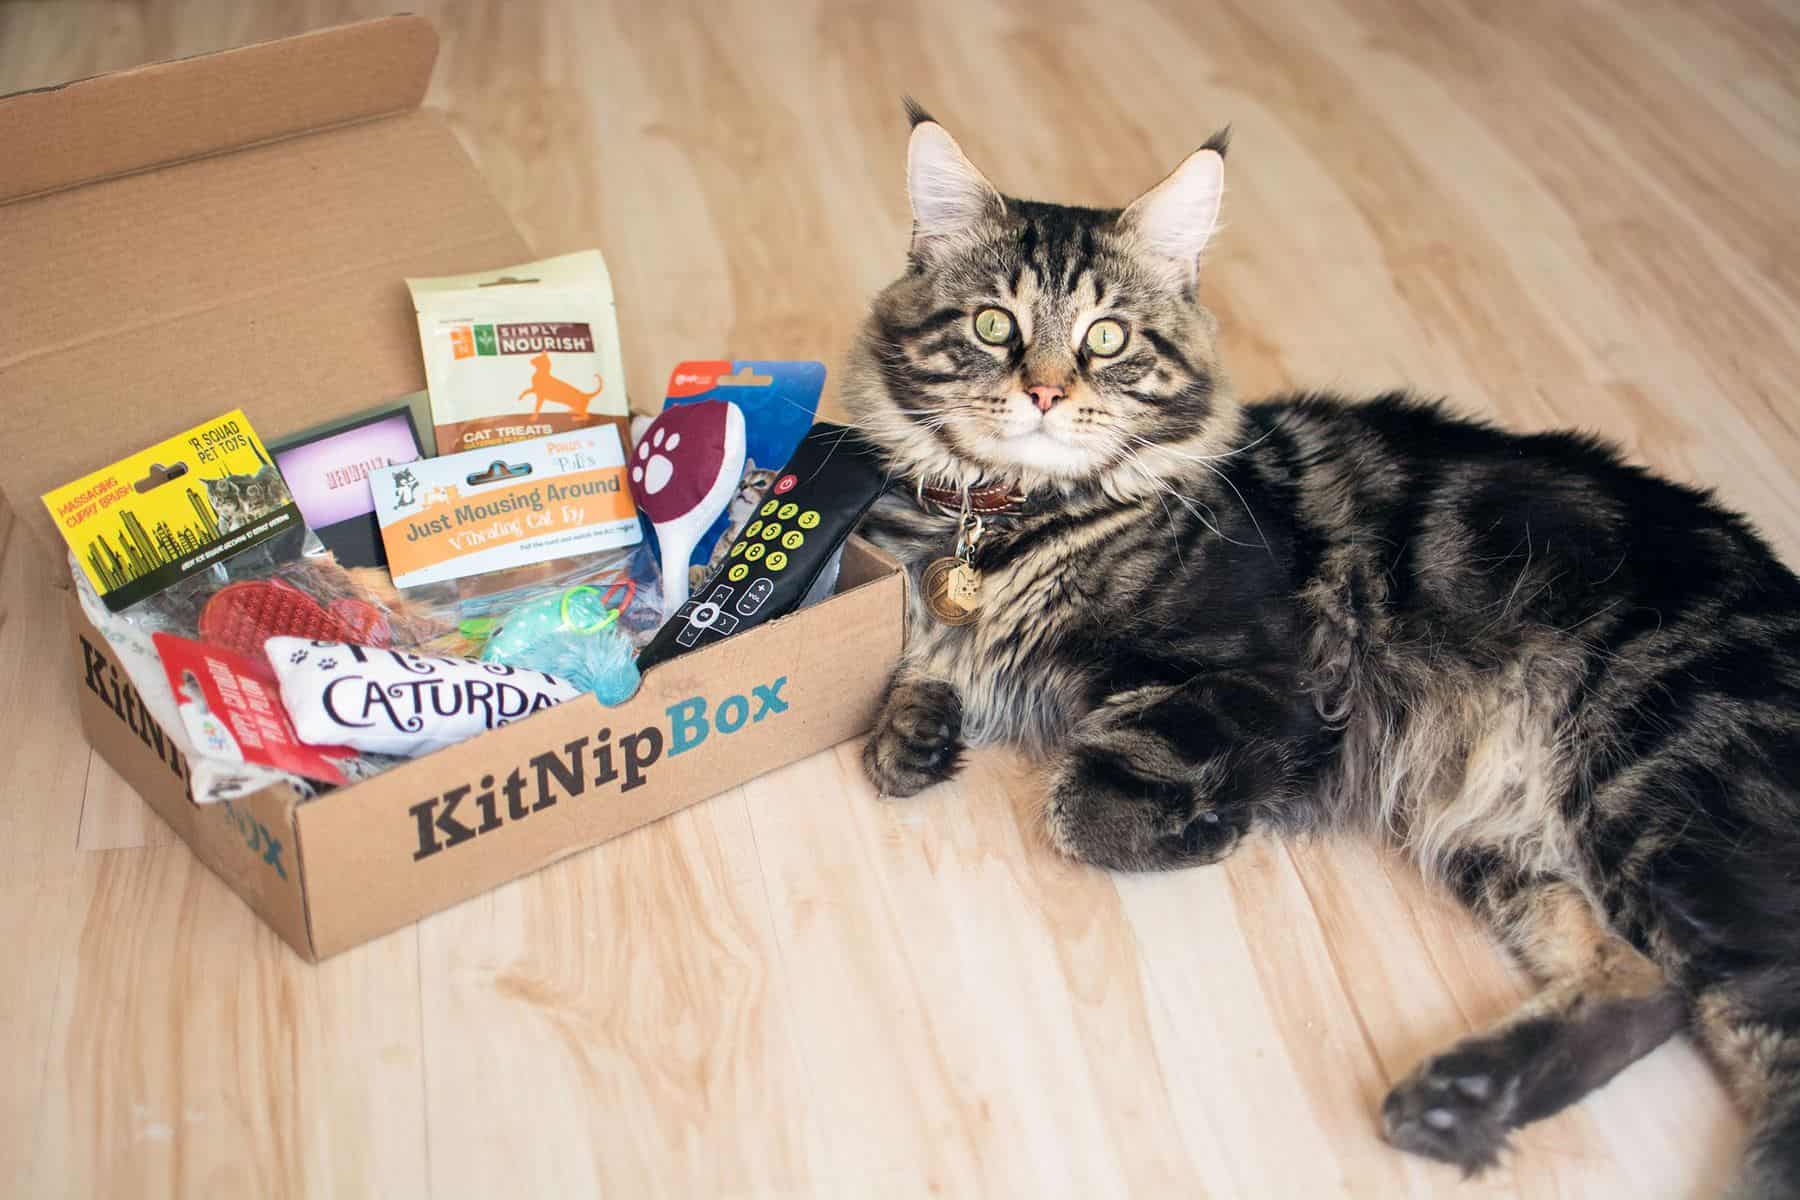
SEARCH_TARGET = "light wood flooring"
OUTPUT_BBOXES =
[4,0,1798,1195]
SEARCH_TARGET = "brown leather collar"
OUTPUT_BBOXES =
[915,479,1033,517]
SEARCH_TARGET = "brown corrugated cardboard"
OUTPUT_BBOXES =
[298,540,902,957]
[0,18,438,204]
[0,15,528,550]
[3,19,906,960]
[67,541,902,961]
[69,595,313,952]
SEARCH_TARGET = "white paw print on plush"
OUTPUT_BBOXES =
[630,425,685,495]
[627,400,747,621]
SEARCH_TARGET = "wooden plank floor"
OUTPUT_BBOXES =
[4,1,1795,1195]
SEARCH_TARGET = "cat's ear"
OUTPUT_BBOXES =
[1120,129,1228,286]
[906,111,1003,255]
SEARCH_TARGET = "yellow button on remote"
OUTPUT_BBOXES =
[730,540,746,558]
[760,499,779,517]
[744,520,763,539]
[777,502,799,521]
[745,542,765,561]
[797,510,820,530]
[760,522,782,540]
[766,551,788,572]
[782,530,804,550]
[727,563,749,582]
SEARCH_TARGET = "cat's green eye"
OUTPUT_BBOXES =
[973,307,1015,345]
[1085,318,1128,358]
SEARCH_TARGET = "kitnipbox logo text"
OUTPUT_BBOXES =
[407,676,790,859]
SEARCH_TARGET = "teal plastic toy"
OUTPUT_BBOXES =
[474,581,641,704]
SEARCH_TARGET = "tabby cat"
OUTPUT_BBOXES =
[847,106,1800,1196]
[204,441,292,533]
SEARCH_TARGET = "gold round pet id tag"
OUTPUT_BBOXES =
[922,557,982,625]
[922,506,984,626]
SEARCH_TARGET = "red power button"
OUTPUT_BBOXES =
[774,474,798,495]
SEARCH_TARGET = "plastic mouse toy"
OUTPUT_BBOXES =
[475,581,641,705]
[629,400,746,620]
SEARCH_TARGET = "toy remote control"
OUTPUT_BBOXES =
[636,422,887,671]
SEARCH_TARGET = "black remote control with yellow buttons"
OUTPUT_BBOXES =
[637,422,889,671]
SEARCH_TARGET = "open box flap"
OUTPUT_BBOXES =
[0,17,531,554]
[0,15,438,204]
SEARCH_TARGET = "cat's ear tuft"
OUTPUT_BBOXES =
[1120,140,1227,286]
[907,119,1003,254]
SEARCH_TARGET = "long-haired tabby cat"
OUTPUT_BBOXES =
[847,105,1800,1196]
[204,440,292,533]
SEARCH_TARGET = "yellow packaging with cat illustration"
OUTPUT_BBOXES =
[42,410,300,611]
[408,250,632,457]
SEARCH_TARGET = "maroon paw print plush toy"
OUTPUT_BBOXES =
[629,400,747,620]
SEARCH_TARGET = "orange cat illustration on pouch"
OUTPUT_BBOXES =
[520,351,603,418]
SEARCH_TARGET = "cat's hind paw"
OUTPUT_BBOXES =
[1044,749,1245,871]
[1381,1043,1520,1176]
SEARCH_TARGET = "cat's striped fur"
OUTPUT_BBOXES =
[846,109,1800,1195]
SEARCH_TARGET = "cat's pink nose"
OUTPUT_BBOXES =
[1029,385,1065,412]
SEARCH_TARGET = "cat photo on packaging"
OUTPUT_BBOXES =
[847,103,1800,1197]
[408,250,632,457]
[205,443,292,535]
[44,409,304,613]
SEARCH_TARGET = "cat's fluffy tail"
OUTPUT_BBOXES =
[1724,1054,1799,1199]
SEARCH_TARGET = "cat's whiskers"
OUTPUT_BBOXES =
[1109,435,1213,521]
[1113,444,1254,548]
[1132,424,1279,466]
[1149,488,1188,569]
[1127,434,1271,556]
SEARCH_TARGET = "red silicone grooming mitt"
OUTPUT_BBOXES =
[198,579,355,657]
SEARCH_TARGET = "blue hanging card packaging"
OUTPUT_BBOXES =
[648,360,824,574]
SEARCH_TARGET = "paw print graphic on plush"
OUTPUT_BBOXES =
[628,400,746,619]
[519,351,602,418]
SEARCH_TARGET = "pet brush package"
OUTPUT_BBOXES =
[43,409,302,612]
[409,251,631,456]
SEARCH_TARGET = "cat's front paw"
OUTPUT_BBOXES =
[863,679,965,798]
[1044,750,1246,871]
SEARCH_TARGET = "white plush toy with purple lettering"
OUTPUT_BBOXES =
[266,638,580,757]
[628,400,746,621]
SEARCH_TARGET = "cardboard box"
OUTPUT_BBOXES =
[0,18,906,960]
